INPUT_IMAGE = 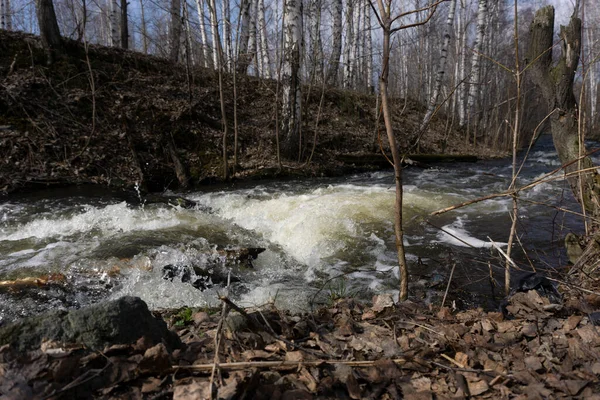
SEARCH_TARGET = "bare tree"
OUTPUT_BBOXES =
[109,0,119,46]
[465,0,488,129]
[36,0,63,63]
[139,0,147,53]
[195,0,213,68]
[528,5,600,248]
[371,0,440,301]
[420,0,457,132]
[326,0,343,85]
[169,0,181,62]
[258,0,271,78]
[120,0,128,49]
[280,0,303,159]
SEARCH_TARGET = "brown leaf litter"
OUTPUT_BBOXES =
[1,289,600,399]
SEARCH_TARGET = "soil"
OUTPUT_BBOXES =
[1,30,505,196]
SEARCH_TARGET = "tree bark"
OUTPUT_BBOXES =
[528,6,600,257]
[280,0,303,159]
[169,0,182,62]
[237,0,252,73]
[195,0,213,69]
[109,0,119,47]
[465,0,488,128]
[139,0,148,53]
[420,0,457,132]
[258,0,271,78]
[36,0,63,63]
[120,0,128,49]
[326,0,343,86]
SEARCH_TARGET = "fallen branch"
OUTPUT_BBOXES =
[174,358,409,371]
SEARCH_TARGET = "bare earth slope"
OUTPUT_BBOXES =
[0,30,501,195]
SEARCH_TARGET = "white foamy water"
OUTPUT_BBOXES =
[0,135,595,319]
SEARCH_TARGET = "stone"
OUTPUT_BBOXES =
[0,296,181,352]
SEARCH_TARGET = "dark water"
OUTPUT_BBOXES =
[0,135,593,323]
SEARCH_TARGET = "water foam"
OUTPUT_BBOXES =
[437,218,507,248]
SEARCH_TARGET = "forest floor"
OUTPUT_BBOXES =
[1,287,600,399]
[0,30,505,196]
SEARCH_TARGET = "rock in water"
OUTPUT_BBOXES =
[0,296,181,352]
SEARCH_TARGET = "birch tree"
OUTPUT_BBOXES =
[342,0,354,88]
[109,0,119,47]
[208,0,220,69]
[222,0,232,69]
[195,0,213,68]
[326,0,343,85]
[237,0,252,73]
[1,0,11,30]
[465,0,488,128]
[308,0,323,83]
[258,0,271,78]
[280,0,303,159]
[420,0,457,132]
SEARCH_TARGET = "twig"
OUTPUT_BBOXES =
[174,358,409,371]
[441,262,456,309]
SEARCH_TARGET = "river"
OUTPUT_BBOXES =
[0,136,593,323]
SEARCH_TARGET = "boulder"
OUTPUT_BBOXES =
[0,296,181,352]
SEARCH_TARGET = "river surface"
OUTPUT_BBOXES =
[0,136,595,323]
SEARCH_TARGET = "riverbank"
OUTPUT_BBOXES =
[1,285,599,399]
[1,30,505,196]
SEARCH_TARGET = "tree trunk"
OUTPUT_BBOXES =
[258,0,271,78]
[528,6,600,262]
[109,0,119,47]
[169,0,182,62]
[139,0,148,53]
[246,0,258,74]
[280,0,303,159]
[326,0,343,86]
[183,1,195,65]
[208,0,220,69]
[373,0,409,302]
[237,0,252,73]
[308,0,323,83]
[35,0,63,63]
[120,0,128,49]
[420,0,457,132]
[363,0,373,92]
[465,0,488,128]
[195,0,213,69]
[343,0,354,88]
[222,0,232,70]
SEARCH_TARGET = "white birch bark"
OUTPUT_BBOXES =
[457,0,467,127]
[208,0,219,69]
[237,0,252,72]
[258,0,271,78]
[466,0,488,125]
[308,0,323,82]
[420,0,457,131]
[195,0,213,69]
[326,0,343,85]
[281,0,303,158]
[222,0,232,70]
[343,0,354,88]
[109,0,119,47]
[247,0,258,74]
[365,0,373,91]
[350,0,361,88]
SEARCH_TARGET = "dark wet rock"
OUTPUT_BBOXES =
[514,272,562,304]
[161,247,266,290]
[0,296,181,352]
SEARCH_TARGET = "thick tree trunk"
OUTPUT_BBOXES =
[342,0,354,88]
[36,0,63,63]
[528,6,600,266]
[326,0,343,86]
[208,0,220,69]
[222,0,232,70]
[169,0,182,62]
[120,0,128,49]
[308,0,323,83]
[280,0,303,159]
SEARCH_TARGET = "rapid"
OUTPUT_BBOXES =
[0,136,593,323]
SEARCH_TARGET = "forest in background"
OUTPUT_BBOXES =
[2,0,599,150]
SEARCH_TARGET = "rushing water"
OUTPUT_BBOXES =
[0,136,595,323]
